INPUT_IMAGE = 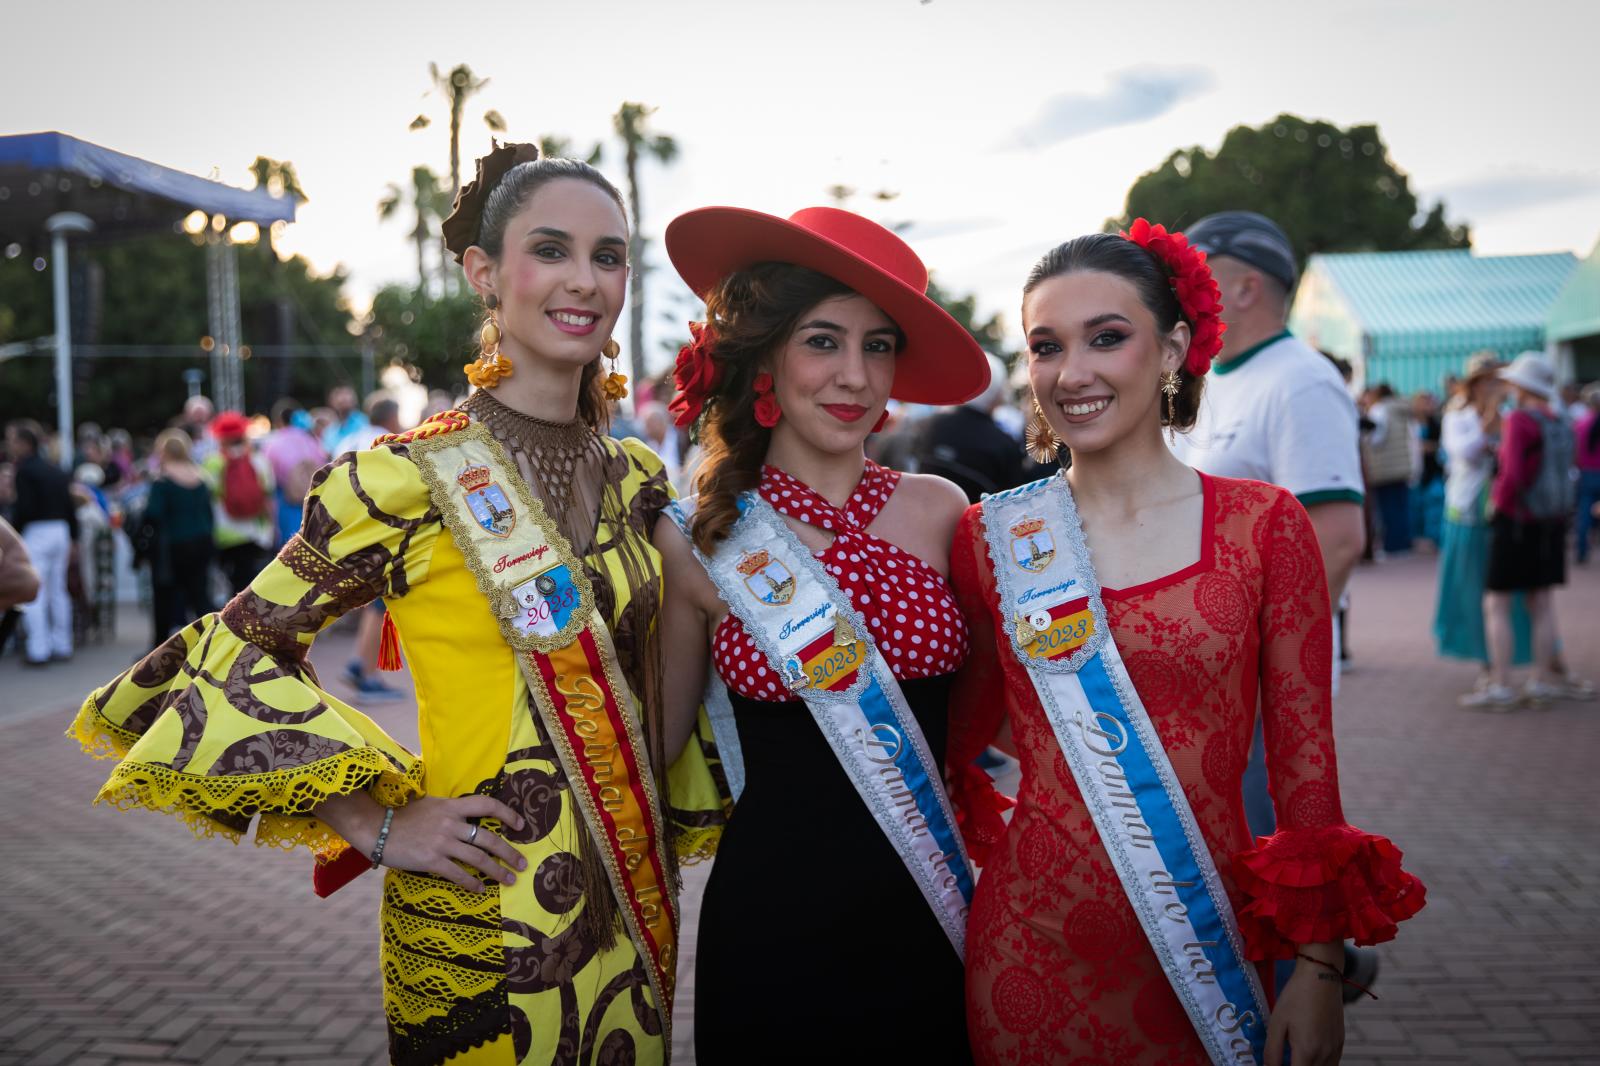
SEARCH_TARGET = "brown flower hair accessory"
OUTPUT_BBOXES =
[440,139,542,264]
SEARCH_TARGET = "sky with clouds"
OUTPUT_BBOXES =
[1,0,1595,372]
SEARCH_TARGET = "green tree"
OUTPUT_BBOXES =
[1113,114,1470,265]
[0,229,353,434]
[613,102,679,386]
[379,166,450,290]
[926,278,1013,360]
[366,282,480,389]
[247,155,307,261]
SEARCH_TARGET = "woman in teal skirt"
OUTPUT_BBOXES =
[1434,354,1530,683]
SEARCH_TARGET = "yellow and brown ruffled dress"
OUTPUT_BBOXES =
[69,427,727,1065]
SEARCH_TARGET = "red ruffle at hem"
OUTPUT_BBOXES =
[949,764,1014,867]
[1232,822,1426,959]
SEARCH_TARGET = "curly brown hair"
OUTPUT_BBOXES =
[688,263,854,554]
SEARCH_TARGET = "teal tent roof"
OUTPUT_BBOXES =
[1545,238,1600,343]
[1307,249,1576,341]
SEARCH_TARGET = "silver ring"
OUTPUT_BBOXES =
[467,823,480,846]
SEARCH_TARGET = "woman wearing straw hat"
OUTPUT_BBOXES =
[1434,352,1533,689]
[653,206,989,1060]
[1467,352,1596,709]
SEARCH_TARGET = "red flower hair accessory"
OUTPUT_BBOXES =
[668,321,720,428]
[1120,218,1227,376]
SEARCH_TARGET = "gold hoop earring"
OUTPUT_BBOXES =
[601,338,629,401]
[1024,396,1060,465]
[1160,369,1181,445]
[464,313,514,388]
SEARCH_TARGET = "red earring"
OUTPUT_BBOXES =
[871,410,889,433]
[753,372,782,428]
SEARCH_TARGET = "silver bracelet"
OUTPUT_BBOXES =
[369,806,396,868]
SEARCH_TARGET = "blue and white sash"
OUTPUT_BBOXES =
[667,493,974,956]
[981,476,1269,1065]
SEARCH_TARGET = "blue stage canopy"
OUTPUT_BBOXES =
[0,131,295,244]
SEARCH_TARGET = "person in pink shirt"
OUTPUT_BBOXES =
[1467,353,1594,709]
[1575,383,1600,564]
[262,398,328,547]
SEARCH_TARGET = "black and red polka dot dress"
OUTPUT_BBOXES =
[694,460,976,1064]
[710,461,969,699]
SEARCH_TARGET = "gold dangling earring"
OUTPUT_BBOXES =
[1024,396,1060,465]
[464,296,513,389]
[1160,369,1181,445]
[601,338,629,401]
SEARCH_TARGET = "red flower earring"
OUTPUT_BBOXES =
[871,409,889,433]
[753,372,782,428]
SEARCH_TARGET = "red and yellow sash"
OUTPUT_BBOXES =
[406,417,678,1037]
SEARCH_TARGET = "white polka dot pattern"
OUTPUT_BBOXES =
[713,462,969,702]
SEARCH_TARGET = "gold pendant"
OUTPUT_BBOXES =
[833,612,856,647]
[1015,615,1038,647]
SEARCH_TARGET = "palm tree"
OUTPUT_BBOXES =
[613,102,678,386]
[247,156,307,261]
[379,166,449,290]
[410,63,505,200]
[247,157,310,397]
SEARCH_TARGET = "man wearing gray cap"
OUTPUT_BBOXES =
[1176,211,1365,646]
[1173,209,1374,996]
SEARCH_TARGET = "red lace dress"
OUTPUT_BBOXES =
[947,473,1425,1065]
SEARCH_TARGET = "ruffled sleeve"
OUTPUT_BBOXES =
[66,445,441,858]
[1232,489,1425,958]
[945,504,1015,865]
[1234,824,1426,955]
[667,708,732,864]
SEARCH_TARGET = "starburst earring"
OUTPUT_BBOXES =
[1024,396,1060,465]
[1160,368,1181,445]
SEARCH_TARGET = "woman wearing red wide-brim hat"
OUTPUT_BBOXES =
[653,206,988,1061]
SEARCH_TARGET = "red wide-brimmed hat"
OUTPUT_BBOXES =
[664,206,990,405]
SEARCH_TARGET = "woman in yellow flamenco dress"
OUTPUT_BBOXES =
[67,144,726,1066]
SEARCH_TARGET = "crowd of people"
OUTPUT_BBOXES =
[3,140,1586,1066]
[2,386,436,685]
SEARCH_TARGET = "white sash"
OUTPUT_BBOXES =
[667,492,974,956]
[981,475,1269,1065]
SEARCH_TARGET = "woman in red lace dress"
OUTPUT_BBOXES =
[948,226,1424,1065]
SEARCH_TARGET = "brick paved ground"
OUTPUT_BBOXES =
[0,553,1595,1064]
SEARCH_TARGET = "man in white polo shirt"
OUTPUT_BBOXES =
[1173,210,1374,996]
[1174,212,1366,573]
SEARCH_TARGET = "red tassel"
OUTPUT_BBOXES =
[377,611,404,671]
[312,845,371,897]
